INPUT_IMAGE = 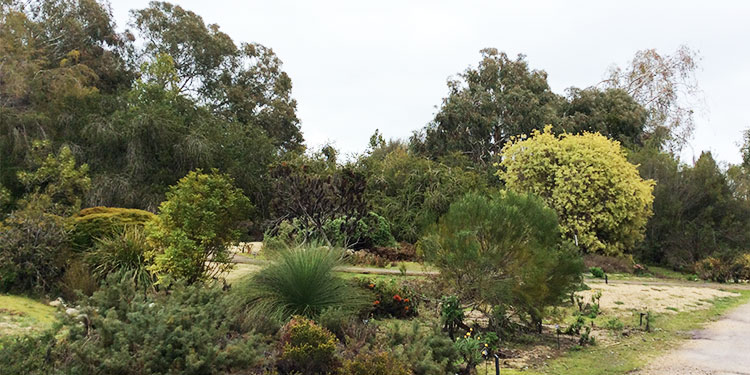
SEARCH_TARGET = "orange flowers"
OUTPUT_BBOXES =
[368,283,375,289]
[393,294,402,301]
[373,300,380,305]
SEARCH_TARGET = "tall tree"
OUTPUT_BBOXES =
[131,1,303,151]
[602,45,703,152]
[411,49,562,166]
[562,87,648,148]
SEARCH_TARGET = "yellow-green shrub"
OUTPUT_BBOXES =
[70,207,155,251]
[278,316,338,374]
[498,127,654,255]
[695,257,729,282]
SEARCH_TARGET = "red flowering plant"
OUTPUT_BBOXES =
[359,278,418,318]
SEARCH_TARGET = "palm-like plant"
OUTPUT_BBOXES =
[237,245,368,320]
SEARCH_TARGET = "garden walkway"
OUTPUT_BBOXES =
[637,300,750,374]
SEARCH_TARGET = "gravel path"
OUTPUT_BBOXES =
[637,301,750,375]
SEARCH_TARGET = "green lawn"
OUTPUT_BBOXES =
[499,289,750,375]
[0,295,57,336]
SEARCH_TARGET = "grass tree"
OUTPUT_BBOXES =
[235,245,368,321]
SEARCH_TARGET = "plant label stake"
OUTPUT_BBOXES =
[605,274,608,284]
[494,354,500,375]
[555,324,560,349]
[639,312,645,327]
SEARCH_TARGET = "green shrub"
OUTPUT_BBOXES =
[0,272,269,375]
[363,147,487,243]
[147,170,251,283]
[86,226,155,288]
[606,318,624,332]
[268,212,397,251]
[383,321,460,375]
[278,316,338,375]
[339,351,410,375]
[420,191,583,331]
[0,201,70,293]
[71,206,155,251]
[589,266,605,278]
[454,334,483,373]
[0,332,56,375]
[360,278,418,319]
[237,246,368,321]
[440,295,464,338]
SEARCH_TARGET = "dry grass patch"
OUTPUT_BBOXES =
[577,283,738,315]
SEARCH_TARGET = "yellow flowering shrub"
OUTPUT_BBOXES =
[498,127,654,255]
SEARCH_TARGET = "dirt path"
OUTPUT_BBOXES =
[231,253,439,276]
[637,301,750,375]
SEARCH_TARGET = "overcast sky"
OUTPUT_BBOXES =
[110,0,750,165]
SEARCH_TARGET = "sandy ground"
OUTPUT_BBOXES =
[577,283,739,315]
[636,301,750,375]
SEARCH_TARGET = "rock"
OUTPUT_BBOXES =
[65,308,80,316]
[49,299,63,307]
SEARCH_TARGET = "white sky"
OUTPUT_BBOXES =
[109,0,750,165]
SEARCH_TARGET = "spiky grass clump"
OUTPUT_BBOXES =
[86,226,155,288]
[238,245,368,321]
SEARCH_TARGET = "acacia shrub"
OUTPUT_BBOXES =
[499,127,654,256]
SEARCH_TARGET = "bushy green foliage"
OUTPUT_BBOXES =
[499,127,655,255]
[1,1,295,216]
[236,246,368,321]
[71,206,156,251]
[86,226,155,288]
[360,278,418,318]
[562,87,647,148]
[147,170,250,283]
[420,191,583,330]
[0,199,70,293]
[383,321,460,375]
[632,149,750,270]
[0,272,268,375]
[440,295,464,338]
[362,146,486,243]
[338,351,410,375]
[269,212,397,250]
[589,267,605,278]
[0,332,57,375]
[278,316,338,375]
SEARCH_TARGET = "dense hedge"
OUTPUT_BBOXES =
[70,207,155,251]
